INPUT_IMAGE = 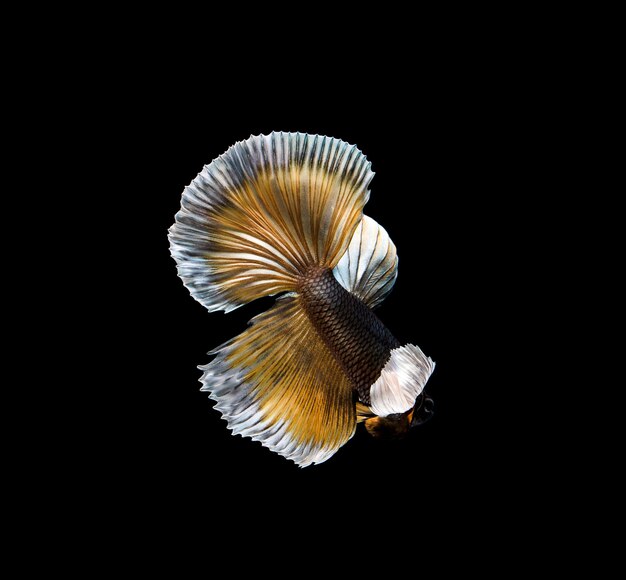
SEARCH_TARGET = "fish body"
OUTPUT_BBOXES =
[169,132,435,466]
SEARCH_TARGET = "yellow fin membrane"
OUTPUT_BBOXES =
[200,295,355,467]
[169,133,375,465]
[168,132,374,313]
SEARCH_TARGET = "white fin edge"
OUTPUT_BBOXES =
[169,132,374,313]
[200,354,341,468]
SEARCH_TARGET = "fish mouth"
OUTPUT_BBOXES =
[410,393,434,428]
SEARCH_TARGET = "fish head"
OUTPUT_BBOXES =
[408,392,434,428]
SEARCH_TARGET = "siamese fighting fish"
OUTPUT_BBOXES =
[168,132,435,467]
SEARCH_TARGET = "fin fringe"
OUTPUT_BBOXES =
[169,132,373,312]
[200,295,356,467]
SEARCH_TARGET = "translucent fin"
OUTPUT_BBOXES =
[332,215,398,308]
[169,132,374,313]
[356,402,375,423]
[199,295,356,467]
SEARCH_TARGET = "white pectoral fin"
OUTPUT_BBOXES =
[369,344,435,417]
[332,215,398,308]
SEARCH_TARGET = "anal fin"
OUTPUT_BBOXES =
[200,295,356,467]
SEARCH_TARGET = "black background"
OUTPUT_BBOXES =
[22,20,592,570]
[128,114,524,491]
[101,76,544,542]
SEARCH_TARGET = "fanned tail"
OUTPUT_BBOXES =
[169,132,375,466]
[168,132,374,312]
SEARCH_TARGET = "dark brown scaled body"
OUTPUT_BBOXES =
[298,266,401,404]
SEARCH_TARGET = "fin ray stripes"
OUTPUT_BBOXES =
[199,295,356,467]
[332,215,398,308]
[169,132,373,313]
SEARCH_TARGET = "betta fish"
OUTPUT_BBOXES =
[168,132,435,467]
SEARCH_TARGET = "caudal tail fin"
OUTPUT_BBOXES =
[168,132,374,313]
